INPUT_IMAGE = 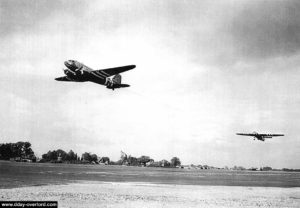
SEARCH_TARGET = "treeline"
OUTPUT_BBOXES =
[3,143,297,171]
[114,151,181,167]
[0,142,35,161]
[282,168,300,172]
[41,149,80,163]
[40,149,110,164]
[39,149,181,168]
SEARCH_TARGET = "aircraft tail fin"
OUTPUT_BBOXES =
[106,74,130,90]
[112,74,121,84]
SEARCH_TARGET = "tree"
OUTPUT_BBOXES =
[160,159,170,167]
[127,156,138,166]
[66,150,76,161]
[260,166,272,171]
[42,153,48,160]
[42,150,57,161]
[91,154,98,163]
[0,143,13,160]
[23,142,34,159]
[170,157,181,167]
[0,142,35,160]
[81,152,91,161]
[138,156,151,166]
[120,151,128,164]
[56,149,67,161]
[81,152,98,163]
[13,142,22,158]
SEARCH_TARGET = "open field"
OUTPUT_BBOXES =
[0,161,300,188]
[1,161,300,207]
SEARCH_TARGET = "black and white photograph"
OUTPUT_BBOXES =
[0,0,300,207]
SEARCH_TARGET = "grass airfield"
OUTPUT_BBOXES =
[1,161,300,207]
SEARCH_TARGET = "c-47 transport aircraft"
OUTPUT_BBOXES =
[236,132,284,141]
[55,60,135,90]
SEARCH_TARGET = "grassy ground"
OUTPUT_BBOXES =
[0,160,299,189]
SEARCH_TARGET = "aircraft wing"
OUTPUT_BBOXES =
[90,65,136,79]
[236,133,284,137]
[260,134,284,137]
[55,76,74,81]
[236,133,255,136]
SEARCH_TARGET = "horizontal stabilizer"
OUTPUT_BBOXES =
[55,76,74,81]
[115,84,130,88]
[106,83,130,90]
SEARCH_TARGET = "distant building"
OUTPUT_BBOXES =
[57,153,62,163]
[99,157,110,165]
[203,165,209,169]
[231,166,246,171]
[260,166,272,171]
[146,159,154,166]
[249,167,258,171]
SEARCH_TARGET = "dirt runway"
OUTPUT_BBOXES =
[1,181,300,208]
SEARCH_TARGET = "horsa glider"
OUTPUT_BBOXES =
[55,60,136,90]
[236,132,284,141]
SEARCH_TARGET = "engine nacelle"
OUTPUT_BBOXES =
[64,68,75,76]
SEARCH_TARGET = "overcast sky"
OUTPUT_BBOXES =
[1,0,300,168]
